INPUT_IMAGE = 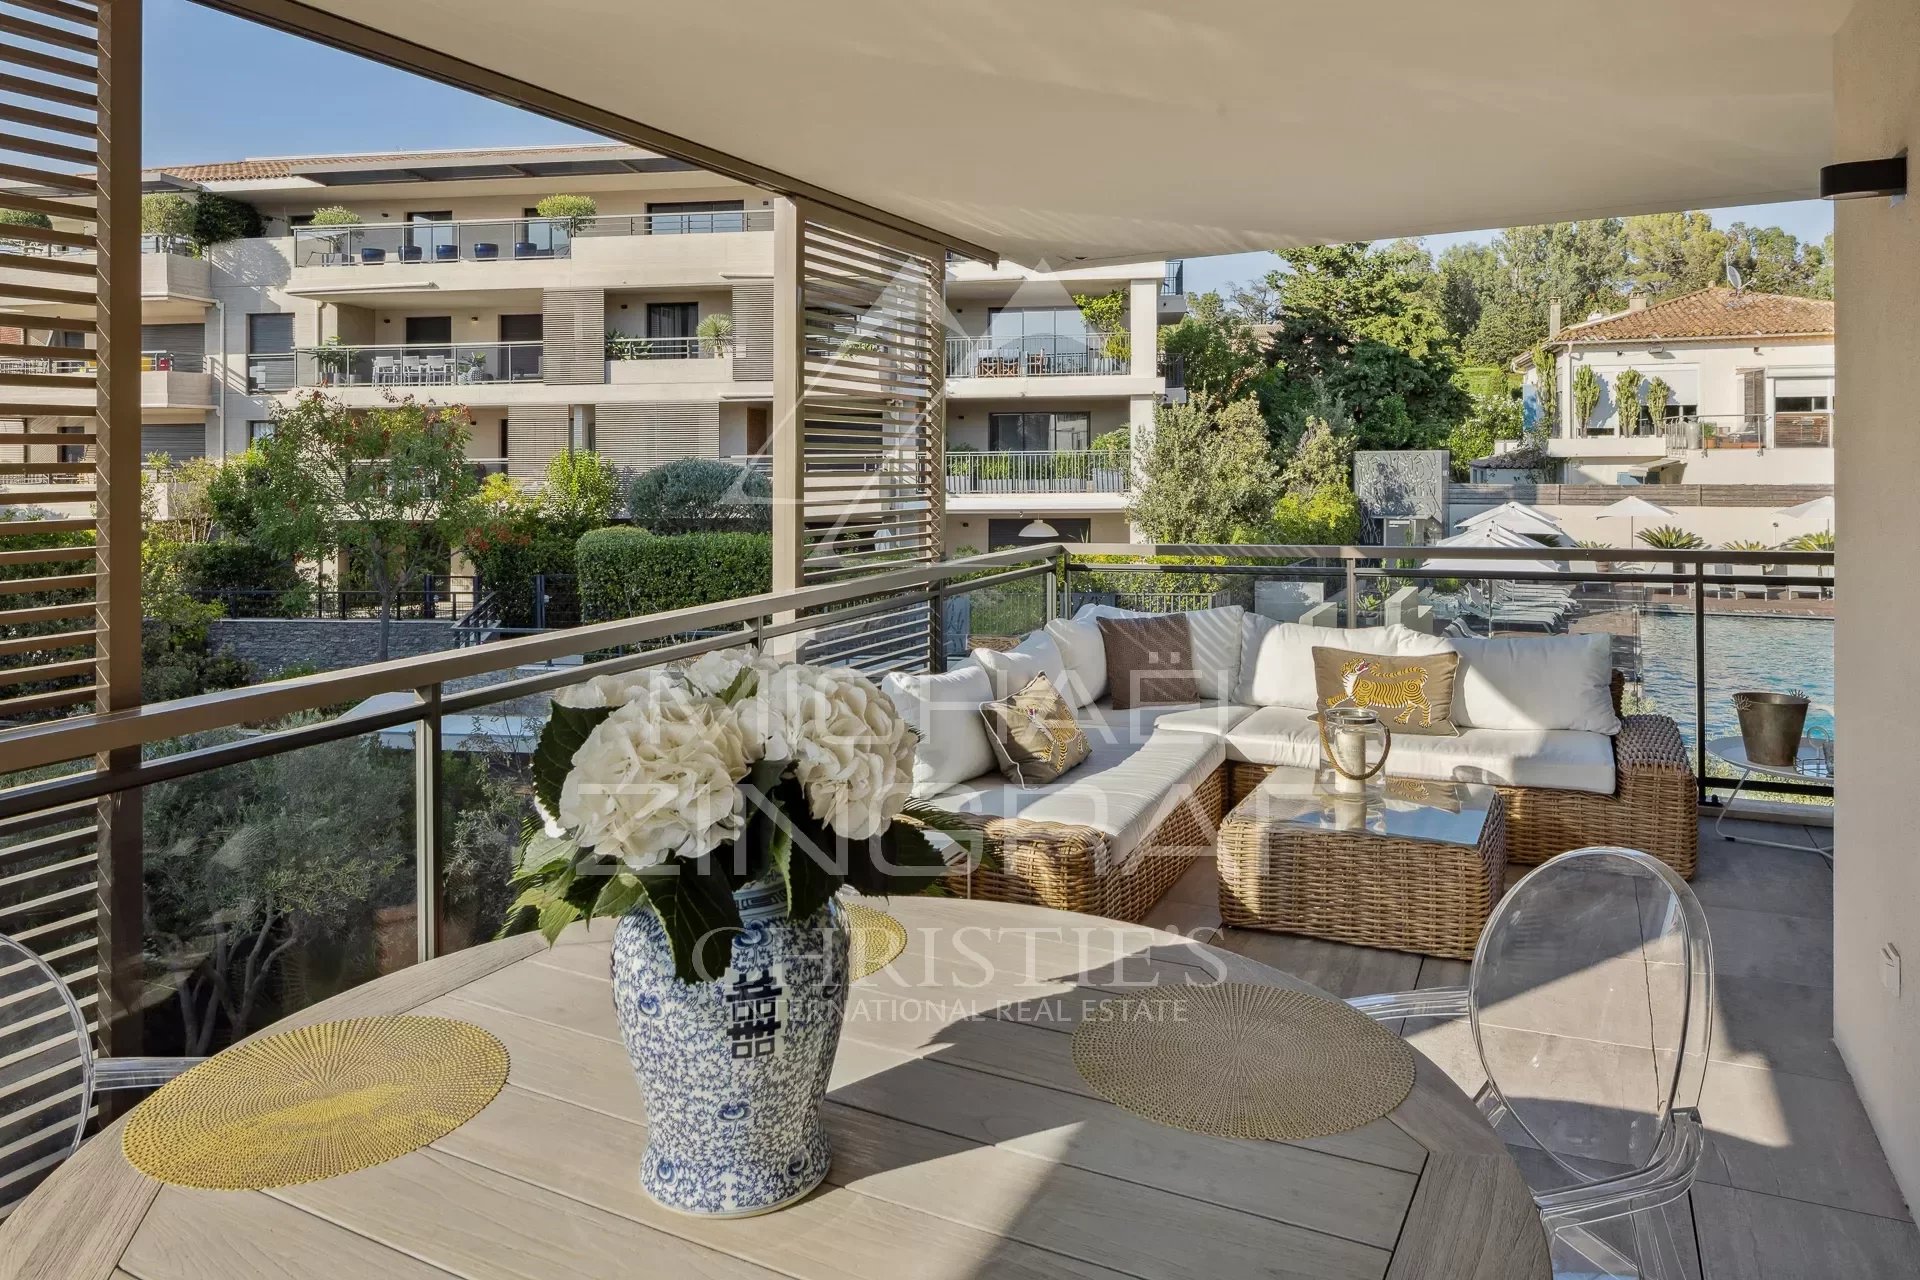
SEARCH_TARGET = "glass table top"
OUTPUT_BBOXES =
[1229,767,1499,847]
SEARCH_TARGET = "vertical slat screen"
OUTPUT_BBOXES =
[792,212,944,673]
[0,0,138,1215]
[729,278,772,381]
[593,401,718,471]
[505,403,568,480]
[540,287,605,385]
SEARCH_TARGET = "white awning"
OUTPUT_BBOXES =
[214,0,1853,266]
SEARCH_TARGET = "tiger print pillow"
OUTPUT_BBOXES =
[1309,646,1461,737]
[978,674,1092,786]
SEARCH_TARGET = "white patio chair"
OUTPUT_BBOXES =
[421,354,453,384]
[1350,847,1712,1279]
[0,933,201,1208]
[370,355,399,386]
[399,354,424,385]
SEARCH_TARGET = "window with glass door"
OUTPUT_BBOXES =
[985,306,1109,373]
[645,200,746,235]
[1772,375,1834,448]
[403,211,453,262]
[646,303,699,359]
[988,411,1091,453]
[246,313,294,392]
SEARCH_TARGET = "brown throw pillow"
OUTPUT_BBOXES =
[1311,646,1462,737]
[1097,614,1202,709]
[979,674,1091,785]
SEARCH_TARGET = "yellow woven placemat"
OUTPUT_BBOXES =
[123,1016,509,1190]
[844,901,907,981]
[1071,983,1416,1142]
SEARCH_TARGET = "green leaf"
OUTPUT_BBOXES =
[719,665,758,704]
[846,819,953,897]
[770,814,837,921]
[591,871,647,921]
[517,830,578,877]
[536,895,582,944]
[640,857,745,983]
[532,702,615,818]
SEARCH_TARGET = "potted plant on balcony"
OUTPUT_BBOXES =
[696,312,735,358]
[1091,426,1130,493]
[309,206,361,265]
[504,652,978,1217]
[976,450,1014,493]
[534,193,598,252]
[945,443,978,494]
[605,330,652,361]
[140,192,197,256]
[306,336,350,387]
[1572,365,1603,436]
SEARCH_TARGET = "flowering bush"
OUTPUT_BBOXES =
[507,649,978,980]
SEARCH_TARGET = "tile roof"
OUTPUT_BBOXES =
[144,143,644,184]
[1550,287,1833,345]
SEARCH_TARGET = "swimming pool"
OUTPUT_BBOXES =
[1637,612,1836,751]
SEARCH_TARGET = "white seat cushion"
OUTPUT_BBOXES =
[929,730,1224,875]
[1223,704,1616,794]
[1237,618,1452,709]
[1446,633,1621,734]
[1075,700,1256,748]
[882,665,998,799]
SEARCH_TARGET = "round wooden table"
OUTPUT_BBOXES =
[0,897,1548,1280]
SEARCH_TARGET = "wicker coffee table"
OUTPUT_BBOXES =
[1218,768,1507,960]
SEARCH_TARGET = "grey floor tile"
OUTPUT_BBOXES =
[1211,928,1421,999]
[1701,973,1845,1081]
[1698,1058,1913,1221]
[1694,1183,1920,1279]
[1690,826,1833,921]
[1700,904,1832,985]
[1159,856,1220,908]
[1139,894,1221,941]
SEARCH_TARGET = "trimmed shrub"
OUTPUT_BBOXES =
[626,458,771,534]
[0,208,51,231]
[190,193,263,248]
[179,540,309,618]
[576,528,771,623]
[469,525,579,629]
[533,194,597,234]
[141,193,196,240]
[1271,485,1363,546]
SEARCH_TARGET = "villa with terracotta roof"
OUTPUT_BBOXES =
[1512,286,1835,487]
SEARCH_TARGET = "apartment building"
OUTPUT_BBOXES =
[1,143,1182,545]
[1516,286,1835,486]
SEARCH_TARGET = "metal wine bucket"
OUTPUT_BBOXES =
[1734,691,1810,768]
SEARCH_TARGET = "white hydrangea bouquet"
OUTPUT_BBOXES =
[506,647,981,982]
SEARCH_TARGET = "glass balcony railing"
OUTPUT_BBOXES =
[945,332,1128,378]
[291,341,545,388]
[290,209,773,268]
[0,350,204,374]
[945,449,1130,493]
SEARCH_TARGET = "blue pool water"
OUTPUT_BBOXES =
[1637,612,1836,751]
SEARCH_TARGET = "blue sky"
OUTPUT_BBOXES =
[149,0,1832,290]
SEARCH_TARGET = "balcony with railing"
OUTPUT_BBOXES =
[944,332,1128,379]
[944,449,1130,495]
[0,351,212,408]
[287,341,546,390]
[290,210,775,268]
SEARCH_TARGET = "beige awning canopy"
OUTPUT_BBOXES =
[213,0,1852,265]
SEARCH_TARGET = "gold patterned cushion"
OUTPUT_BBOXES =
[1097,614,1202,709]
[979,674,1092,785]
[1310,645,1461,737]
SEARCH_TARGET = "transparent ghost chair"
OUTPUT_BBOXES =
[0,933,202,1210]
[1349,847,1713,1279]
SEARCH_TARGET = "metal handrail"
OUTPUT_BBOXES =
[945,449,1130,493]
[290,209,773,267]
[293,340,546,389]
[605,334,731,361]
[944,332,1129,378]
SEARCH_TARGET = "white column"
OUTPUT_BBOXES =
[1128,275,1158,379]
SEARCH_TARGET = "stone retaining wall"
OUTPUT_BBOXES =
[209,618,458,677]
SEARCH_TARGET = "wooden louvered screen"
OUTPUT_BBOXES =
[0,0,143,1212]
[773,201,945,674]
[505,403,569,480]
[729,279,773,381]
[593,401,718,470]
[540,288,605,385]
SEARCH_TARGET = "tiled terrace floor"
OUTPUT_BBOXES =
[1144,814,1920,1279]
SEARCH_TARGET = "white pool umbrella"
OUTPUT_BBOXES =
[1595,494,1676,546]
[1775,494,1835,532]
[1465,504,1565,541]
[1424,524,1564,575]
[1460,500,1560,530]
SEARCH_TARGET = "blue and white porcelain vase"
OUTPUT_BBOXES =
[611,881,850,1217]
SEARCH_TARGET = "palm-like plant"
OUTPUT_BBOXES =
[1637,524,1705,550]
[1784,529,1835,552]
[1721,539,1772,552]
[1614,368,1643,434]
[1572,366,1603,434]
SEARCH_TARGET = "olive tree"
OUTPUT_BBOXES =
[248,393,482,660]
[1128,396,1282,543]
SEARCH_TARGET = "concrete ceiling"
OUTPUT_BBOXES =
[221,0,1855,265]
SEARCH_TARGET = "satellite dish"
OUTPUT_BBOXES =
[1724,250,1745,295]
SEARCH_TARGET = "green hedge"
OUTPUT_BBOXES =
[180,540,309,618]
[470,528,579,628]
[576,528,771,623]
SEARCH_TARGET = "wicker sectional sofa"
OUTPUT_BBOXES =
[894,607,1697,924]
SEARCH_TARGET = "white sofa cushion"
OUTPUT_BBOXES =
[1043,614,1106,707]
[882,665,998,799]
[1077,700,1257,748]
[973,631,1067,701]
[930,727,1225,876]
[1222,704,1616,794]
[1447,633,1621,734]
[1074,604,1245,702]
[1236,618,1452,709]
